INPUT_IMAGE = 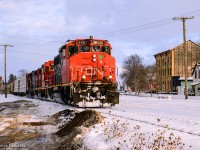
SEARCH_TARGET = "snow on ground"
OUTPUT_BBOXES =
[0,94,74,116]
[85,94,200,149]
[0,93,200,149]
[0,94,75,140]
[0,94,79,149]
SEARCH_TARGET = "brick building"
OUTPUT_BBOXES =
[154,40,200,93]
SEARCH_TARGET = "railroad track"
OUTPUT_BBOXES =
[6,95,200,137]
[96,108,200,137]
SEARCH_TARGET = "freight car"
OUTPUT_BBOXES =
[9,76,26,96]
[24,36,119,107]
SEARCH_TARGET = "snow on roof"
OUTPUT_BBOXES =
[190,82,200,86]
[179,76,193,80]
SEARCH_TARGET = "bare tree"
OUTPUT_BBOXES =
[120,54,146,95]
[8,74,15,83]
[18,69,28,77]
[146,64,156,96]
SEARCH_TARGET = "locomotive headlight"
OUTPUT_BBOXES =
[93,58,96,62]
[82,75,86,79]
[93,54,96,57]
[109,75,112,79]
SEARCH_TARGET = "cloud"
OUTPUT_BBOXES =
[0,0,200,77]
[65,15,93,35]
[0,0,67,37]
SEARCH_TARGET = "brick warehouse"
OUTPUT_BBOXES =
[154,40,200,93]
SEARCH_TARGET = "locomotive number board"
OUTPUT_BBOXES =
[77,40,89,44]
[77,40,103,45]
[92,41,103,45]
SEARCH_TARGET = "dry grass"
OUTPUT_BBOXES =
[85,113,191,150]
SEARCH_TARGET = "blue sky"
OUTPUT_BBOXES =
[0,0,200,78]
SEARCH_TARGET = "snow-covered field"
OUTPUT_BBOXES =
[89,94,200,149]
[0,94,200,149]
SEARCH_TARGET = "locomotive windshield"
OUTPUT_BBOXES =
[45,66,49,72]
[80,46,90,52]
[67,39,111,55]
[50,64,53,70]
[102,46,110,54]
[92,46,100,52]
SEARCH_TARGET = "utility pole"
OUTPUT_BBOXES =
[0,44,14,98]
[173,16,194,100]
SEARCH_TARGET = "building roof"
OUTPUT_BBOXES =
[172,40,200,50]
[187,40,200,47]
[192,63,200,76]
[154,40,200,58]
[179,77,193,81]
[154,49,171,57]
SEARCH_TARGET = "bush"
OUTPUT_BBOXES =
[84,115,191,150]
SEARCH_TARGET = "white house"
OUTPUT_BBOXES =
[191,63,200,96]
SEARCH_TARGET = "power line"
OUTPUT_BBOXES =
[97,20,176,37]
[12,40,64,45]
[95,9,200,37]
[183,9,200,15]
[1,8,199,48]
[3,8,200,42]
[3,34,64,42]
[7,49,55,57]
[96,19,172,36]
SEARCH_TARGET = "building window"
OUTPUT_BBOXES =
[195,70,197,79]
[198,68,200,79]
[168,68,171,76]
[169,57,171,65]
[162,82,165,90]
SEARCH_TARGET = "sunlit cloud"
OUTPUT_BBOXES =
[0,0,200,77]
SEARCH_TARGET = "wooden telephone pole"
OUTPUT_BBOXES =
[0,44,14,98]
[173,16,194,100]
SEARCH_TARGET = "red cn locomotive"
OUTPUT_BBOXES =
[27,36,119,107]
[26,60,54,99]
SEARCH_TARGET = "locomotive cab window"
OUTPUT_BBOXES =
[92,46,100,52]
[50,65,53,70]
[68,46,77,56]
[102,46,111,54]
[80,46,90,52]
[45,66,49,72]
